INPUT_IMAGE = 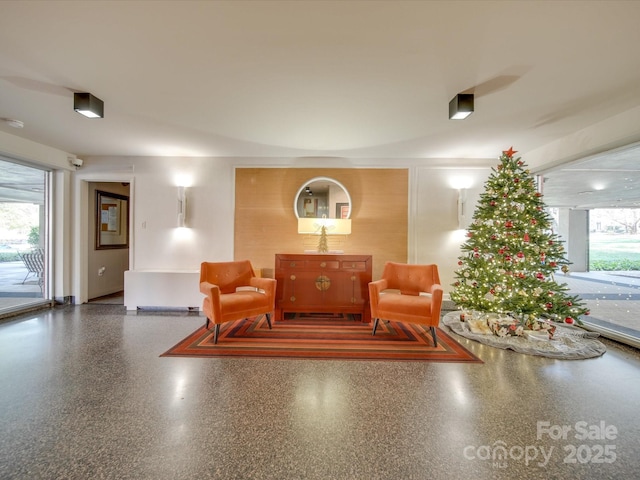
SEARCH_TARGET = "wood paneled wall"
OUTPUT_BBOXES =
[235,168,408,280]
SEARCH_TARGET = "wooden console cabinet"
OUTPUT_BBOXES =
[275,253,372,322]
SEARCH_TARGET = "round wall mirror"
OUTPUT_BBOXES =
[294,177,351,219]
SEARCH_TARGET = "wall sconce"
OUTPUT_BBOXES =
[298,217,351,253]
[457,188,467,229]
[449,93,474,120]
[74,92,104,118]
[177,186,187,227]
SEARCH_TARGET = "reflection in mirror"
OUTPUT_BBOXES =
[96,190,129,249]
[294,177,351,219]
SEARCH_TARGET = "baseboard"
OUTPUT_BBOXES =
[54,296,74,305]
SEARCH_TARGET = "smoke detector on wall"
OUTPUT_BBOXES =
[68,156,84,168]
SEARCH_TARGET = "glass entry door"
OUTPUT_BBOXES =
[0,157,50,315]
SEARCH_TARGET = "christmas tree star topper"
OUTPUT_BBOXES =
[503,146,518,158]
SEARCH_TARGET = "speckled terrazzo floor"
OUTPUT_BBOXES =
[1,304,639,480]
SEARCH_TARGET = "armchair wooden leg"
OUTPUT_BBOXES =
[430,326,438,347]
[213,324,220,344]
[372,318,379,336]
[265,313,272,330]
[205,317,210,329]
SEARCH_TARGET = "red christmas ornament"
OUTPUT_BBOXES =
[514,177,520,183]
[516,251,524,259]
[457,260,463,266]
[530,219,537,225]
[536,272,544,280]
[505,220,513,228]
[505,255,512,261]
[523,233,530,242]
[565,317,575,325]
[491,234,497,240]
[545,302,553,309]
[499,248,505,254]
[490,200,497,207]
[549,261,557,267]
[566,301,573,307]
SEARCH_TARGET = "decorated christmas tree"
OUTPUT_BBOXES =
[451,148,589,326]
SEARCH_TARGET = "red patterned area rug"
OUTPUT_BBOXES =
[161,313,483,363]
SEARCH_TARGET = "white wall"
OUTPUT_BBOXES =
[412,165,491,291]
[77,156,494,301]
[129,156,235,270]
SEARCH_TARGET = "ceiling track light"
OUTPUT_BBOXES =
[74,92,104,118]
[449,93,474,120]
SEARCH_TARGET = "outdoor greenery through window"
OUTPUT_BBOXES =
[590,209,640,271]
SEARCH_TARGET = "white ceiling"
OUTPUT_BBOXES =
[1,1,640,207]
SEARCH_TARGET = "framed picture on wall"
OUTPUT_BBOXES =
[336,203,349,219]
[96,190,129,249]
[303,197,318,217]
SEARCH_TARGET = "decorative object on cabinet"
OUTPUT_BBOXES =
[369,262,443,347]
[275,253,372,323]
[199,260,277,344]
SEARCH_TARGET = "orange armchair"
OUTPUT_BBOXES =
[199,260,276,344]
[369,262,443,346]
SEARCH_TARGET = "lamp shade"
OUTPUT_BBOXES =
[74,92,104,118]
[298,218,351,235]
[449,93,474,120]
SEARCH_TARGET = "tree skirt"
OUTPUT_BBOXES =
[442,312,606,360]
